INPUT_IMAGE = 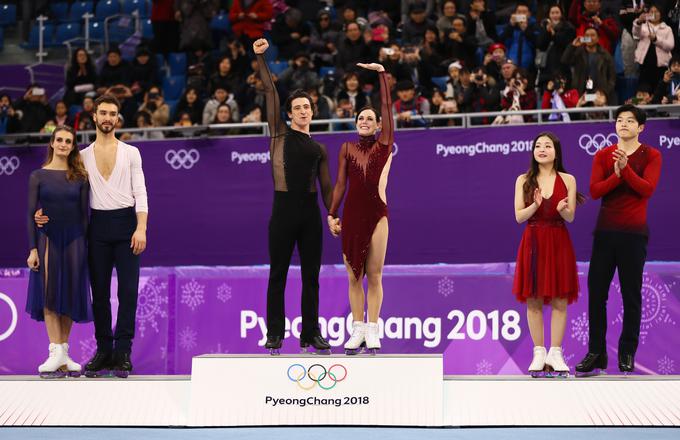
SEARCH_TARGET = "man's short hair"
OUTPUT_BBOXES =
[285,89,313,113]
[615,104,647,125]
[94,94,121,112]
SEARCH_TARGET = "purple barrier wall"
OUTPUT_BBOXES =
[0,263,678,375]
[1,121,679,267]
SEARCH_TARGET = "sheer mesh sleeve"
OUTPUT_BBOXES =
[328,143,349,218]
[256,54,287,141]
[27,171,40,250]
[81,179,90,236]
[377,71,394,147]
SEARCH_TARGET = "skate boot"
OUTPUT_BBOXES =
[61,343,81,377]
[344,322,366,355]
[544,347,570,378]
[365,322,381,355]
[83,351,114,378]
[300,334,331,355]
[265,335,283,355]
[112,352,132,378]
[618,353,635,375]
[38,343,68,379]
[575,352,607,377]
[528,346,547,378]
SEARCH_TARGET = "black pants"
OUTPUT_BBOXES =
[266,192,322,340]
[587,231,648,356]
[88,208,140,354]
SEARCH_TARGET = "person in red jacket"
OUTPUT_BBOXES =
[230,0,274,45]
[576,104,662,377]
[541,73,579,121]
[568,0,620,53]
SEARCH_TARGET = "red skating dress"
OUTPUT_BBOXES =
[512,173,579,304]
[329,71,394,280]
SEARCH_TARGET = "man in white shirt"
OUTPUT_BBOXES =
[36,95,148,378]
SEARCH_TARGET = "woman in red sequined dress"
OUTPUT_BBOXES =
[513,131,582,377]
[328,62,394,354]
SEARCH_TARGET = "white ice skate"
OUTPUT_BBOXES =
[528,346,547,378]
[62,343,82,377]
[344,321,366,355]
[545,346,570,378]
[38,343,67,379]
[365,322,381,355]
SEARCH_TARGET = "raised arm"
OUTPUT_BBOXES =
[357,63,393,146]
[253,39,286,138]
[328,143,349,219]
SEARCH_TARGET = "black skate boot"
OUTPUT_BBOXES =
[265,335,283,355]
[300,334,331,355]
[112,352,133,378]
[84,351,114,378]
[575,352,608,377]
[618,353,635,374]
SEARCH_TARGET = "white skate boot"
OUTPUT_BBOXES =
[344,322,366,355]
[38,343,67,379]
[545,346,570,378]
[62,343,82,377]
[365,322,381,355]
[528,346,547,378]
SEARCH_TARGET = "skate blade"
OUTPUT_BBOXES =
[67,370,82,378]
[344,347,364,355]
[575,368,607,378]
[84,369,112,378]
[300,348,332,355]
[529,370,545,378]
[366,348,379,356]
[268,349,281,356]
[112,370,130,379]
[39,370,67,379]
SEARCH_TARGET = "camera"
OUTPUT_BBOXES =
[148,92,159,100]
[580,36,592,43]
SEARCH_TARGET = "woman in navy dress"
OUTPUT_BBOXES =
[26,125,92,378]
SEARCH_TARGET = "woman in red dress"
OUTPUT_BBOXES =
[513,131,582,377]
[328,62,394,354]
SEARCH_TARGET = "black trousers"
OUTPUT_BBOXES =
[266,192,322,340]
[88,207,140,354]
[587,231,648,356]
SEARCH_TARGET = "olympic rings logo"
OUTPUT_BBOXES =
[0,156,20,176]
[578,133,618,156]
[287,363,348,391]
[391,142,398,157]
[0,292,18,342]
[165,149,200,170]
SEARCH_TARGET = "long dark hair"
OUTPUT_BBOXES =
[43,125,88,182]
[69,48,95,74]
[522,131,585,205]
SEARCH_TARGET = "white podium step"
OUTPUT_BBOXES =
[188,354,443,426]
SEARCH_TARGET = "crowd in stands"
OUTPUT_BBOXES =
[2,0,680,137]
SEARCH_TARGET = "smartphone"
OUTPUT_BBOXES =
[383,48,395,56]
[515,14,527,22]
[584,93,596,102]
[580,36,592,43]
[32,87,45,96]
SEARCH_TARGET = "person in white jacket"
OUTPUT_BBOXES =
[632,5,675,89]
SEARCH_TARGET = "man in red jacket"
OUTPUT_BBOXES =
[230,0,274,45]
[576,104,662,376]
[568,0,619,53]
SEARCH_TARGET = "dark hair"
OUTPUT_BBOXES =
[522,132,585,205]
[135,110,152,126]
[670,54,680,66]
[614,104,647,125]
[354,105,381,123]
[44,125,88,182]
[342,71,361,89]
[214,103,232,123]
[441,0,456,13]
[515,1,530,11]
[94,94,121,112]
[285,89,313,113]
[70,47,95,73]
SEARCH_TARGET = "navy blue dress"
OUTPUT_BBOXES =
[26,169,93,322]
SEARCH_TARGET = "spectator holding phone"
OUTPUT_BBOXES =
[97,47,131,95]
[541,73,580,121]
[500,2,539,71]
[0,94,20,134]
[653,55,680,104]
[633,5,675,90]
[13,85,55,133]
[568,0,620,54]
[536,5,576,88]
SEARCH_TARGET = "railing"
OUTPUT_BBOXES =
[1,104,678,146]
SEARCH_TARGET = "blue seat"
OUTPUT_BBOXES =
[263,42,278,62]
[68,105,83,118]
[87,20,104,40]
[167,52,186,76]
[141,18,153,39]
[210,13,230,32]
[69,1,94,22]
[431,76,448,92]
[267,60,288,76]
[23,22,55,48]
[96,0,121,20]
[319,67,335,77]
[55,23,82,44]
[122,0,149,17]
[162,75,186,101]
[108,17,134,43]
[50,3,70,22]
[0,4,17,26]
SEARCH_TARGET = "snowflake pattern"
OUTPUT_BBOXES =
[570,312,589,346]
[136,277,168,337]
[657,356,675,375]
[78,336,97,364]
[179,326,198,351]
[476,359,493,375]
[181,279,205,311]
[217,283,232,303]
[438,277,455,297]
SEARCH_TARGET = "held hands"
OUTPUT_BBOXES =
[253,39,269,55]
[131,229,147,255]
[34,208,49,228]
[27,249,39,271]
[327,216,341,237]
[357,63,385,72]
[556,197,569,212]
[533,188,543,207]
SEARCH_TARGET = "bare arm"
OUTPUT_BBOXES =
[514,174,540,223]
[328,143,349,218]
[557,173,577,223]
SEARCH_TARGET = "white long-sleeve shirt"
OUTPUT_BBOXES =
[81,140,148,213]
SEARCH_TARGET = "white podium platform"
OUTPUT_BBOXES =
[1,355,679,427]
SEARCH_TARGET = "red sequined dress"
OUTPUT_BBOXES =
[512,173,579,304]
[329,71,394,279]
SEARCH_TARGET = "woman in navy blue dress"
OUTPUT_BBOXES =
[26,125,92,378]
